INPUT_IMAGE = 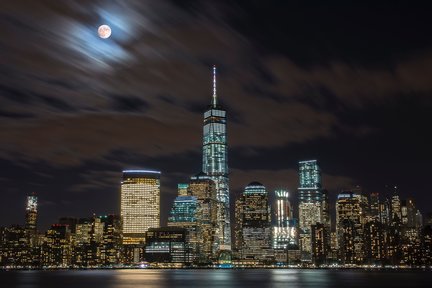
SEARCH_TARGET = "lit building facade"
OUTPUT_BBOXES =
[177,183,189,196]
[237,182,272,262]
[168,196,198,224]
[379,198,391,226]
[336,192,365,264]
[311,223,328,265]
[120,170,161,245]
[167,195,199,259]
[321,189,331,262]
[298,160,323,258]
[99,215,122,266]
[25,194,38,247]
[144,227,191,265]
[370,192,380,221]
[42,224,72,268]
[202,66,231,250]
[391,190,402,221]
[0,225,32,267]
[234,196,243,256]
[321,189,331,230]
[364,219,385,264]
[188,172,218,260]
[273,190,295,250]
[72,218,92,267]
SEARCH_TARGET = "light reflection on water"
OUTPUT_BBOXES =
[2,269,431,288]
[17,270,40,288]
[271,269,300,288]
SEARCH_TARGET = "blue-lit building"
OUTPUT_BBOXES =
[168,196,198,224]
[298,160,323,259]
[202,66,231,250]
[177,183,189,196]
[298,160,322,203]
[167,196,198,261]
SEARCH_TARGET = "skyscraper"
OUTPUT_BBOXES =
[370,192,380,220]
[320,189,331,263]
[336,192,366,264]
[120,170,161,245]
[202,66,230,249]
[42,224,72,267]
[311,223,328,265]
[273,189,296,264]
[364,219,385,265]
[188,172,218,259]
[298,160,322,259]
[237,182,272,262]
[273,189,295,249]
[168,196,198,225]
[391,187,402,221]
[25,194,38,234]
[321,189,331,231]
[168,195,199,259]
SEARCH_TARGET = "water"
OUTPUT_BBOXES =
[1,269,431,288]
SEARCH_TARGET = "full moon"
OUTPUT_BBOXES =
[98,25,111,39]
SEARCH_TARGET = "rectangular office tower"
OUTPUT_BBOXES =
[336,192,366,264]
[202,66,231,250]
[298,160,323,258]
[121,170,161,245]
[273,189,295,249]
[237,182,272,262]
[168,195,199,260]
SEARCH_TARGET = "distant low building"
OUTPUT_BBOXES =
[144,227,191,265]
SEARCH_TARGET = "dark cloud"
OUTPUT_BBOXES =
[35,93,76,112]
[111,95,150,112]
[0,110,35,119]
[0,84,32,104]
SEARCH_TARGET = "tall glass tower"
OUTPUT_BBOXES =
[25,193,38,246]
[298,160,323,258]
[202,66,231,250]
[298,160,323,225]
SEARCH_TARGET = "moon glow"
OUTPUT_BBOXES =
[98,25,111,39]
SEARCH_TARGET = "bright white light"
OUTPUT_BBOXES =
[98,24,112,39]
[123,170,161,174]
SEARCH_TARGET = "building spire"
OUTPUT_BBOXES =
[212,65,217,107]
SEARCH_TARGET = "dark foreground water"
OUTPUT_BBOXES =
[1,269,432,288]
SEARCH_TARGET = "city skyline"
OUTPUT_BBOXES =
[1,0,432,235]
[1,158,431,267]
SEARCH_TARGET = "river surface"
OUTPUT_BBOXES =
[1,269,431,288]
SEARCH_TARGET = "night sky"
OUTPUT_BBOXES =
[1,1,432,230]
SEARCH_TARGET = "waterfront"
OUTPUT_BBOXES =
[1,269,432,288]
